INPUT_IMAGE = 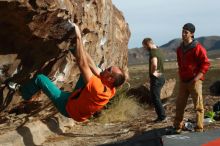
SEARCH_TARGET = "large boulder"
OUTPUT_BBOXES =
[0,0,130,86]
[0,0,130,119]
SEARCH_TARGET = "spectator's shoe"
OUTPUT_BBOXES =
[167,127,182,135]
[174,128,182,134]
[195,128,204,132]
[153,117,167,123]
[8,82,21,91]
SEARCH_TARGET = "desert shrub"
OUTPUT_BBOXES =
[95,88,145,123]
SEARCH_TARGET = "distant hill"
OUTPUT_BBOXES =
[128,36,220,65]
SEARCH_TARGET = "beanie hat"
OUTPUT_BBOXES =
[183,23,195,33]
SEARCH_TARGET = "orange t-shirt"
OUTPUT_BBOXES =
[66,75,116,122]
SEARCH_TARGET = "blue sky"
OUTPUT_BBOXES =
[112,0,220,48]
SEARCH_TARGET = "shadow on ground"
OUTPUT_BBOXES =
[101,126,173,146]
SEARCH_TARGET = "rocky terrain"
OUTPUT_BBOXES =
[1,1,220,146]
[0,61,220,145]
[0,0,131,145]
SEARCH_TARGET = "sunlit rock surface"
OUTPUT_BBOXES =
[0,0,130,86]
[0,1,130,143]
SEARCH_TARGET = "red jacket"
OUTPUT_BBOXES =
[177,40,210,82]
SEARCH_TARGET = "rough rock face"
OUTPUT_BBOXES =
[0,0,130,86]
[0,0,130,134]
[0,1,130,143]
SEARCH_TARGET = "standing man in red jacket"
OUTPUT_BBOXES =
[173,23,210,133]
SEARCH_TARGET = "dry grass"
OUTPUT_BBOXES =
[96,92,145,123]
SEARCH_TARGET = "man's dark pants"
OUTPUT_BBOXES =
[150,75,166,120]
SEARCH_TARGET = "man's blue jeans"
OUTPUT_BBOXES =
[20,74,85,117]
